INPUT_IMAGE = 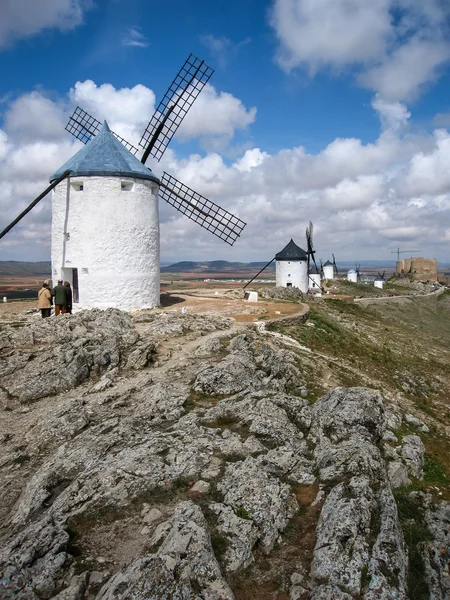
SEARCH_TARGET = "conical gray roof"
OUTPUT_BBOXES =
[323,260,333,266]
[275,239,307,261]
[50,121,159,183]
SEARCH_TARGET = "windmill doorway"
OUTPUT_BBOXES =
[61,268,79,303]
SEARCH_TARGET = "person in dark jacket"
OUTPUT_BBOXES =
[64,281,73,314]
[52,279,66,315]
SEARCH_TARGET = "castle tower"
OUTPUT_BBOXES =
[49,122,161,309]
[275,239,308,291]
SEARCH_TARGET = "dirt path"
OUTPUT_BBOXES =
[354,286,445,305]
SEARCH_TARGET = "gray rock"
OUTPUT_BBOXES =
[218,457,298,555]
[387,461,411,488]
[194,334,305,396]
[310,477,373,594]
[404,413,429,433]
[0,310,141,402]
[424,499,450,599]
[96,501,234,599]
[365,486,408,599]
[310,584,353,599]
[401,435,425,479]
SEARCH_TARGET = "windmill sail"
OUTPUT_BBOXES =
[139,54,214,163]
[64,110,247,244]
[306,221,319,273]
[66,107,140,155]
[159,172,245,246]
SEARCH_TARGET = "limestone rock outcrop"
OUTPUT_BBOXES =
[0,308,447,599]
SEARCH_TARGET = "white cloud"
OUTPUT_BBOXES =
[200,34,251,68]
[176,83,257,143]
[402,130,450,196]
[270,0,392,72]
[360,37,450,102]
[1,81,450,263]
[69,80,156,147]
[0,0,92,48]
[122,27,149,48]
[3,92,67,143]
[371,95,411,132]
[270,0,450,102]
[0,129,10,161]
[234,149,269,173]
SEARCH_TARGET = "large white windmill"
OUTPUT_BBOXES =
[0,55,247,309]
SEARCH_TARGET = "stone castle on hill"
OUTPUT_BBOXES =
[396,257,438,281]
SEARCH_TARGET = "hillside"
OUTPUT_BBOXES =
[0,291,449,599]
[0,261,51,276]
[161,260,275,273]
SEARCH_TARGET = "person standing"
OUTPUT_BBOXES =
[52,279,66,315]
[38,282,52,318]
[64,281,73,314]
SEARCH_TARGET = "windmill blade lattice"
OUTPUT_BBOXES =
[159,172,246,246]
[66,107,140,155]
[139,54,214,163]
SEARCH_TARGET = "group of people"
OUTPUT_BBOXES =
[38,279,73,318]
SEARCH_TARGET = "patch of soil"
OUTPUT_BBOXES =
[230,484,321,600]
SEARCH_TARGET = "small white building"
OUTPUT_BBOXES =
[50,122,161,310]
[322,260,334,280]
[347,269,358,283]
[275,239,308,292]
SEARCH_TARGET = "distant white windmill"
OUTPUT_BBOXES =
[275,239,308,291]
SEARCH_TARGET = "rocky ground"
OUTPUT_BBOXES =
[0,293,449,599]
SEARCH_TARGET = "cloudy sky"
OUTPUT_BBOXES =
[1,0,450,265]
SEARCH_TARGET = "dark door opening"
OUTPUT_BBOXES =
[72,268,79,303]
[286,282,292,287]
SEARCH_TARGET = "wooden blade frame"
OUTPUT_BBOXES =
[160,172,246,246]
[66,107,140,156]
[140,54,214,163]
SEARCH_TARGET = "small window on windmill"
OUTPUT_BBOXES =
[72,182,84,192]
[81,267,89,275]
[121,181,134,192]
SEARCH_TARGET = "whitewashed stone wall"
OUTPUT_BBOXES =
[275,260,308,292]
[323,264,334,280]
[51,176,160,309]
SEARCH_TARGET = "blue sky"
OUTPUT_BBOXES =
[1,0,450,265]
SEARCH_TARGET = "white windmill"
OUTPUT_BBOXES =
[322,254,338,280]
[275,239,308,291]
[0,55,246,310]
[374,271,386,289]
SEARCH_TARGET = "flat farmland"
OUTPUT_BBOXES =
[0,275,46,300]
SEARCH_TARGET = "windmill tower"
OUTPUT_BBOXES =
[322,260,334,280]
[275,239,308,291]
[347,263,360,283]
[374,271,385,289]
[0,55,246,310]
[322,254,338,280]
[347,269,357,282]
[50,122,161,308]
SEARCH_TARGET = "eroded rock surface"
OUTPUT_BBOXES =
[0,308,446,599]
